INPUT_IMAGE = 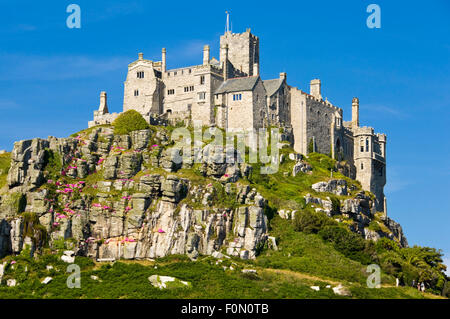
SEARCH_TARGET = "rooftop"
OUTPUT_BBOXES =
[215,76,260,94]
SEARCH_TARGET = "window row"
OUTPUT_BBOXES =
[184,86,195,92]
[233,94,242,101]
[167,69,192,77]
[134,90,139,96]
[137,71,145,79]
[167,89,175,95]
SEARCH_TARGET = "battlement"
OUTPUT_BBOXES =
[353,126,374,136]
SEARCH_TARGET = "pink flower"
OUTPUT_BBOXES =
[157,228,165,233]
[47,179,54,184]
[10,261,16,265]
[92,203,102,208]
[224,174,229,177]
[53,222,60,226]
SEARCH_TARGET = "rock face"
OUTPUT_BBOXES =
[312,179,347,196]
[148,275,191,289]
[0,127,268,260]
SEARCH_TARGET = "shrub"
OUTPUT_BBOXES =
[293,209,336,234]
[319,225,372,264]
[112,110,149,135]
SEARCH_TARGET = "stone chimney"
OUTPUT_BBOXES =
[253,63,259,76]
[98,91,108,115]
[352,97,359,128]
[138,52,143,60]
[221,44,229,81]
[162,48,166,72]
[280,72,287,81]
[310,79,322,99]
[203,45,210,65]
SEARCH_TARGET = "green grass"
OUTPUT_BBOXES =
[255,217,382,284]
[0,253,440,299]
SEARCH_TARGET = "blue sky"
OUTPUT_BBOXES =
[0,1,449,273]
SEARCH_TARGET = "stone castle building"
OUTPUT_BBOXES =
[88,28,387,212]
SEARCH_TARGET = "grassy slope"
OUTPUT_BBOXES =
[0,254,441,299]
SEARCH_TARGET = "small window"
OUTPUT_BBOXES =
[134,90,139,96]
[137,71,144,79]
[167,89,175,95]
[200,75,205,85]
[190,86,194,91]
[174,71,177,76]
[198,92,206,100]
[232,93,242,101]
[184,87,189,93]
[361,163,364,170]
[365,138,369,152]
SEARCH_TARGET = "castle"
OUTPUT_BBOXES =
[88,27,387,213]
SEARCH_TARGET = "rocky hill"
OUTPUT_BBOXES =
[0,122,447,298]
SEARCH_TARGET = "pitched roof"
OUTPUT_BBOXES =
[263,78,283,96]
[215,76,260,94]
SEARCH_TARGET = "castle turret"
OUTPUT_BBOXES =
[203,45,210,65]
[310,79,322,99]
[161,48,166,72]
[352,97,359,128]
[138,52,143,61]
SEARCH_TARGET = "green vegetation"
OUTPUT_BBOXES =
[112,110,150,135]
[0,253,442,299]
[0,152,11,189]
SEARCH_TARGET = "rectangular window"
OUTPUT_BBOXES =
[198,92,206,100]
[189,86,194,91]
[167,89,175,95]
[184,87,189,93]
[233,94,242,101]
[200,75,205,85]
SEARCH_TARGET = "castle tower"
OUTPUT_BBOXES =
[310,79,322,99]
[219,29,259,77]
[352,97,359,128]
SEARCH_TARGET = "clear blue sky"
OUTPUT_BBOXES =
[0,0,449,273]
